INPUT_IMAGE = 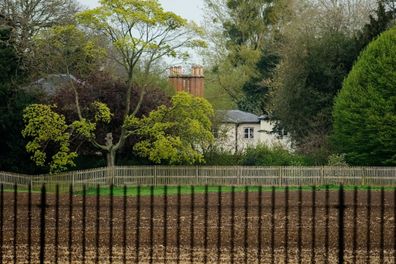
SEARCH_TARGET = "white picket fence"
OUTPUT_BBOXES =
[0,166,395,192]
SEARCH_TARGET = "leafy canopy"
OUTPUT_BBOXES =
[21,104,77,172]
[77,0,204,77]
[129,92,215,165]
[332,26,396,165]
[33,24,106,77]
[22,101,113,172]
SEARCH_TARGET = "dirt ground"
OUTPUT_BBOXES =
[0,189,395,263]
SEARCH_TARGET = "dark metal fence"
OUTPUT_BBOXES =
[0,184,395,263]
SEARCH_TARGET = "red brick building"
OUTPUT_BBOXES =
[168,65,204,97]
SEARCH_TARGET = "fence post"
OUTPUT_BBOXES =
[39,184,46,264]
[154,166,157,186]
[361,167,366,186]
[72,172,75,190]
[338,185,345,264]
[195,166,199,185]
[279,167,283,187]
[320,166,325,185]
[237,166,242,186]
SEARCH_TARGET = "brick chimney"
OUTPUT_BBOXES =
[168,65,204,97]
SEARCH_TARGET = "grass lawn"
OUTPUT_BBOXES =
[82,185,396,197]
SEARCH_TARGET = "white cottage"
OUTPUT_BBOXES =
[214,110,291,153]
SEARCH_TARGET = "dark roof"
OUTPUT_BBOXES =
[216,110,260,124]
[29,74,78,96]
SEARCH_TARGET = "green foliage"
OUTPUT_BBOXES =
[22,104,77,172]
[76,0,203,78]
[327,154,348,166]
[33,24,106,78]
[332,27,396,165]
[71,119,96,140]
[242,144,308,166]
[91,101,113,124]
[270,2,366,151]
[132,92,215,165]
[0,18,40,173]
[203,0,291,114]
[0,21,18,82]
[357,0,396,51]
[204,149,243,165]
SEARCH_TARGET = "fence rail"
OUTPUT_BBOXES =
[1,166,396,192]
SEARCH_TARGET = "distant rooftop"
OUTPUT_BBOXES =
[29,74,78,96]
[216,110,260,124]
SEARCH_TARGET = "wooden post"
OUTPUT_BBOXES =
[361,167,366,186]
[279,167,283,187]
[72,171,75,190]
[195,166,199,185]
[154,166,157,186]
[320,166,325,185]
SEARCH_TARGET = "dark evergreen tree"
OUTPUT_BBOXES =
[0,15,38,172]
[332,27,396,165]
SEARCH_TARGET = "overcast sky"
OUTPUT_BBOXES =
[80,0,205,23]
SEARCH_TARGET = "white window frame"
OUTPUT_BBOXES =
[244,127,254,139]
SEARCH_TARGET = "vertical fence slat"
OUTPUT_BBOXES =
[380,187,385,263]
[311,186,316,264]
[338,185,345,264]
[271,186,275,264]
[190,186,195,264]
[217,186,222,264]
[82,185,86,264]
[257,186,263,264]
[231,186,236,264]
[352,187,358,264]
[149,186,154,264]
[68,185,73,264]
[13,184,17,264]
[366,187,372,264]
[123,186,127,264]
[55,185,59,264]
[0,184,2,264]
[163,185,168,264]
[28,184,32,264]
[177,185,182,264]
[284,186,289,264]
[297,186,302,264]
[135,186,141,264]
[324,185,330,264]
[204,185,209,264]
[109,184,114,264]
[39,184,46,264]
[95,185,100,264]
[244,186,249,264]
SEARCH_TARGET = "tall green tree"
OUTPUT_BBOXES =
[0,0,79,68]
[203,0,291,114]
[22,0,205,170]
[33,24,106,79]
[357,0,396,50]
[0,15,38,172]
[332,27,396,165]
[131,92,214,164]
[270,0,373,152]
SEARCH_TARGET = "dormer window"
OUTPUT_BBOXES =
[244,127,254,139]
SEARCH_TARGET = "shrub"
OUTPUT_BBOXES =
[327,154,348,166]
[204,149,243,166]
[241,144,308,166]
[332,27,396,165]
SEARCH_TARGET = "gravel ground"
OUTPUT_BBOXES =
[0,189,395,263]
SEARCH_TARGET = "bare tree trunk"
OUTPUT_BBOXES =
[106,149,116,184]
[106,150,116,167]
